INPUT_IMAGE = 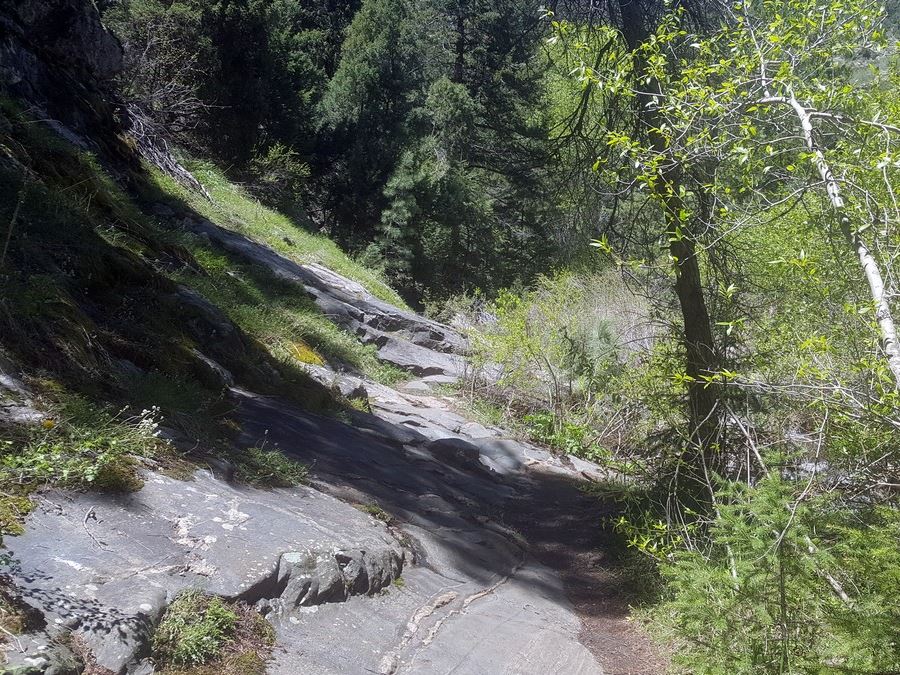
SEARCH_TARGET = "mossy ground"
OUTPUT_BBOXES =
[139,159,408,385]
[162,238,406,386]
[0,580,44,636]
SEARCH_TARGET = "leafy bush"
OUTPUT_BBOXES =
[468,270,650,390]
[0,397,164,495]
[524,411,609,461]
[458,270,656,457]
[104,0,211,135]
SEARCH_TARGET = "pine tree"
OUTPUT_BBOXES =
[323,0,554,300]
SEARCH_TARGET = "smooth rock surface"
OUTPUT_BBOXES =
[3,472,405,673]
[2,250,609,674]
[232,378,605,675]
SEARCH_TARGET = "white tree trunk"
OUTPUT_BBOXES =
[761,95,900,389]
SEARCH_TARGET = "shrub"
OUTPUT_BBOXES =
[0,398,163,494]
[650,478,900,674]
[249,143,310,204]
[467,270,651,393]
[456,269,657,458]
[524,411,609,461]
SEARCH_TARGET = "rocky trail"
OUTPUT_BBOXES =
[1,215,663,674]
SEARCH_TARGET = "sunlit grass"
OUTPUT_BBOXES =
[154,159,408,309]
[171,240,406,384]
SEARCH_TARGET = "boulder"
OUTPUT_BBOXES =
[426,437,490,474]
[273,546,404,613]
[172,286,245,355]
[375,337,464,377]
[189,348,235,389]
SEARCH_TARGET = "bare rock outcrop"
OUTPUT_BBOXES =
[2,471,407,673]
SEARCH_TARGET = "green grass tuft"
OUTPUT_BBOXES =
[231,446,308,488]
[152,590,275,675]
[168,241,406,385]
[356,502,393,524]
[153,590,238,668]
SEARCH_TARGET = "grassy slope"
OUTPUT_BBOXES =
[145,162,407,385]
[0,102,407,542]
[155,160,407,308]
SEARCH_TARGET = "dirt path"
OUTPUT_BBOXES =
[356,376,669,673]
[500,469,669,674]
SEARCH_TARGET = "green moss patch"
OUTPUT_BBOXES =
[152,590,274,675]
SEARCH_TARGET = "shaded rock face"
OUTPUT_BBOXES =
[2,0,122,81]
[303,364,369,403]
[230,381,608,675]
[0,0,128,167]
[1,323,611,675]
[1,302,611,675]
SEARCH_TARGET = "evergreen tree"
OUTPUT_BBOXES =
[318,0,428,247]
[105,0,358,164]
[323,0,554,301]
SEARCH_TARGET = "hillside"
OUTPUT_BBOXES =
[2,0,900,673]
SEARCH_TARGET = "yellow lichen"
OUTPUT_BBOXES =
[288,341,324,365]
